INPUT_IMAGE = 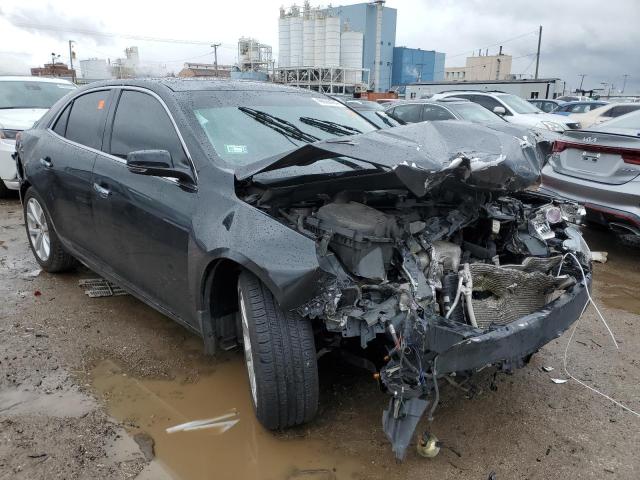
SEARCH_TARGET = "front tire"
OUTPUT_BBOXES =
[23,187,76,273]
[237,271,319,430]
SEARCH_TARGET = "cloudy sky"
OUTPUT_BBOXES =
[1,0,638,94]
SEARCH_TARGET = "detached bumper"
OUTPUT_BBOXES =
[434,274,591,374]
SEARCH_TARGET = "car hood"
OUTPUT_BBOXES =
[0,108,49,130]
[521,111,572,126]
[235,120,547,195]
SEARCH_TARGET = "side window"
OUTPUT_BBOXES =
[52,103,72,136]
[389,104,423,123]
[607,105,639,118]
[65,91,110,150]
[109,91,187,166]
[460,95,506,114]
[422,105,455,121]
[543,102,555,113]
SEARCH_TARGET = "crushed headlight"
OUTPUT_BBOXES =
[560,203,586,224]
[544,206,563,224]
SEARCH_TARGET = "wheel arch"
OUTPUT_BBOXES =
[199,253,286,354]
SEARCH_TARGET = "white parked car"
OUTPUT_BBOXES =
[0,76,76,196]
[569,102,640,129]
[432,91,580,132]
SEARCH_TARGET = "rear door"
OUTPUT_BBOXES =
[551,131,640,185]
[421,104,456,121]
[387,104,423,123]
[42,89,112,254]
[91,88,197,322]
[455,94,509,116]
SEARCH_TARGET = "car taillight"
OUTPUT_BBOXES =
[552,140,568,153]
[622,151,640,165]
[551,139,640,165]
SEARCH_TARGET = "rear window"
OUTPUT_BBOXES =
[64,91,110,150]
[0,80,76,109]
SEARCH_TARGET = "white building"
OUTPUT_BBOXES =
[79,58,111,80]
[406,78,565,100]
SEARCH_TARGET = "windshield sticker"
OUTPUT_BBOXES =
[312,97,345,107]
[225,144,248,154]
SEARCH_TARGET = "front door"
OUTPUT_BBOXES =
[91,89,197,323]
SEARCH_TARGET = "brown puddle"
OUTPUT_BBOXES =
[91,357,362,480]
[583,228,640,314]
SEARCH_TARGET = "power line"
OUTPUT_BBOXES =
[444,29,539,61]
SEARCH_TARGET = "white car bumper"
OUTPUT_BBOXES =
[0,138,18,190]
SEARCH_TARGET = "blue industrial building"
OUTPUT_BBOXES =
[391,47,445,89]
[329,3,397,92]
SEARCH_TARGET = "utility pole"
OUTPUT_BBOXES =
[534,25,542,79]
[68,40,75,83]
[578,74,586,92]
[211,43,221,76]
[622,74,629,94]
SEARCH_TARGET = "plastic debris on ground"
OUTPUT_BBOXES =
[591,251,608,263]
[166,411,239,434]
[551,378,568,384]
[78,278,129,298]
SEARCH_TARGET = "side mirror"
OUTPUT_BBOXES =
[493,106,506,116]
[126,150,195,186]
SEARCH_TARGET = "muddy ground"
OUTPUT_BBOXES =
[1,194,639,480]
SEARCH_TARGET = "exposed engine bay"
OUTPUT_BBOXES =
[241,178,590,458]
[236,121,592,460]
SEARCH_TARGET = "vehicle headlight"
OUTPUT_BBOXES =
[0,129,20,141]
[538,121,565,132]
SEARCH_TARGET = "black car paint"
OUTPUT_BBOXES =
[17,79,593,461]
[18,80,331,342]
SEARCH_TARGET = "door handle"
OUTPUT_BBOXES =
[39,157,52,168]
[93,182,111,198]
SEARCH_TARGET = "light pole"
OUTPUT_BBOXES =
[578,74,586,92]
[50,53,61,76]
[211,43,221,76]
[622,74,629,94]
[68,40,76,82]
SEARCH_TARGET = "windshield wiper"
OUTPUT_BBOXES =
[238,107,320,143]
[299,117,362,136]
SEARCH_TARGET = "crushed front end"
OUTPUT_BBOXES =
[236,122,592,459]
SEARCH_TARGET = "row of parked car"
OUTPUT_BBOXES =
[9,76,598,460]
[338,90,640,245]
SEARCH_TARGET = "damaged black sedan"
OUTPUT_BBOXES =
[15,79,592,460]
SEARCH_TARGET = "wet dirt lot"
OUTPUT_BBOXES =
[1,194,639,480]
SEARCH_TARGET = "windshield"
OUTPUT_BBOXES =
[599,109,640,129]
[191,92,377,166]
[0,81,76,109]
[358,110,403,128]
[451,102,505,123]
[497,94,541,114]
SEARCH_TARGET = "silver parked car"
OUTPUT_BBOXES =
[539,109,640,244]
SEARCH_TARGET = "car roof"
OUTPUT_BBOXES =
[387,98,470,106]
[562,100,606,106]
[0,76,74,84]
[82,77,317,94]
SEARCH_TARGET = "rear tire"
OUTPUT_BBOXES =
[23,187,77,273]
[237,271,319,430]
